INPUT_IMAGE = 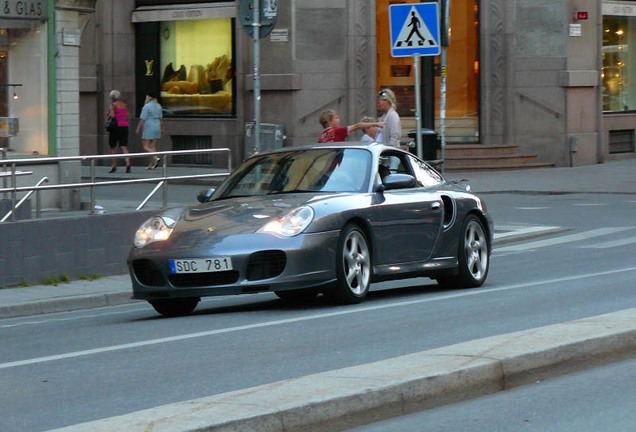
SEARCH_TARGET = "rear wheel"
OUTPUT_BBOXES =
[436,214,490,289]
[326,224,371,304]
[149,298,199,317]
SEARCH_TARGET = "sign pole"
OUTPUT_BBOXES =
[439,0,450,173]
[413,54,423,159]
[439,46,447,173]
[388,2,441,160]
[252,0,261,153]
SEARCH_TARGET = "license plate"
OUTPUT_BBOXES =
[169,257,233,274]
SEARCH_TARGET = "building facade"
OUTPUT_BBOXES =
[3,1,635,212]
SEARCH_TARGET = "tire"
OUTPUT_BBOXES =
[327,224,371,304]
[149,298,199,317]
[436,214,490,289]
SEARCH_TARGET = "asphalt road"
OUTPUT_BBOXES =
[1,191,635,431]
[347,358,636,432]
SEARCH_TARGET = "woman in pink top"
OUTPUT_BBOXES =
[107,90,131,173]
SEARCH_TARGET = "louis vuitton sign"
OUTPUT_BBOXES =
[1,0,47,20]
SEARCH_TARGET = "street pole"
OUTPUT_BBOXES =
[252,0,261,153]
[414,54,423,159]
[439,0,450,173]
[439,46,446,173]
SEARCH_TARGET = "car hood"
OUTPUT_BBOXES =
[171,193,329,238]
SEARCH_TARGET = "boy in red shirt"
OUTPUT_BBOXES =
[318,109,383,143]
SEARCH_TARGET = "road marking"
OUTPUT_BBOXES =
[514,207,550,210]
[579,235,636,249]
[494,227,633,253]
[572,203,607,207]
[494,225,562,241]
[2,266,636,370]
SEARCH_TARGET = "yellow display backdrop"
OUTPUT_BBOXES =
[159,18,233,115]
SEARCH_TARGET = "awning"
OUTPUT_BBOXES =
[131,2,235,23]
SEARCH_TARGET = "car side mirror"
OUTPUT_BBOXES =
[383,174,416,191]
[374,182,386,193]
[197,187,216,203]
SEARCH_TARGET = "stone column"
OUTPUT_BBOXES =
[55,0,96,210]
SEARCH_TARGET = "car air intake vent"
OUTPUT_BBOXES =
[132,260,166,287]
[168,271,239,288]
[246,250,287,281]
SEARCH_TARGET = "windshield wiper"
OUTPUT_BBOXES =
[267,189,322,195]
[215,194,254,200]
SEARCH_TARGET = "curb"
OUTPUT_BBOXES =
[0,292,138,319]
[50,308,636,432]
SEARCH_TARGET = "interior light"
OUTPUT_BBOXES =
[616,30,624,35]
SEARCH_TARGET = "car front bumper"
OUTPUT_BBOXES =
[128,230,340,300]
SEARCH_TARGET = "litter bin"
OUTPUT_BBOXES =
[244,123,285,159]
[407,129,440,161]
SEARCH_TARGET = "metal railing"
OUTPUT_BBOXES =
[0,148,232,222]
[1,176,48,222]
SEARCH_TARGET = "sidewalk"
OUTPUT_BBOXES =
[2,158,635,320]
[446,158,636,195]
[90,158,636,195]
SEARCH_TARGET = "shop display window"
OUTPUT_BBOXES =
[0,22,48,154]
[158,18,234,117]
[603,14,636,111]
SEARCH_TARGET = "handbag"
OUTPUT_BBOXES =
[106,116,117,132]
[106,104,118,132]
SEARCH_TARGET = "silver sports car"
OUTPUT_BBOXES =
[128,143,493,316]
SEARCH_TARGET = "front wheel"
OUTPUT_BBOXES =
[436,214,490,289]
[149,298,199,317]
[326,224,371,304]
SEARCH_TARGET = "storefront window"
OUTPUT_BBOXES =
[602,7,636,111]
[159,18,234,116]
[0,21,48,154]
[376,0,479,142]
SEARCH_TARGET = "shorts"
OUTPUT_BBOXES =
[109,126,129,148]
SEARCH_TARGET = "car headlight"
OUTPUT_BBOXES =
[259,206,314,237]
[134,216,177,248]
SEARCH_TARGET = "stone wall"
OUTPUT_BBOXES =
[0,211,154,287]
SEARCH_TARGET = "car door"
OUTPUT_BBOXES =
[374,151,444,265]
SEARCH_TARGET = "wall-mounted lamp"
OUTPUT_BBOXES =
[1,83,23,100]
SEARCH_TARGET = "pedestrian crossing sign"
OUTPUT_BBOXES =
[389,2,440,57]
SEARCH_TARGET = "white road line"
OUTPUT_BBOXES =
[514,207,550,210]
[494,227,634,253]
[494,225,561,240]
[580,235,636,249]
[2,266,636,370]
[572,203,608,207]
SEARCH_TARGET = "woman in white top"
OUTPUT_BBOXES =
[377,88,401,147]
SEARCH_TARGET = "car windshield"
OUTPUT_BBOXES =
[216,148,372,198]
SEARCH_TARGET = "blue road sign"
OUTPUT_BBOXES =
[390,2,440,57]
